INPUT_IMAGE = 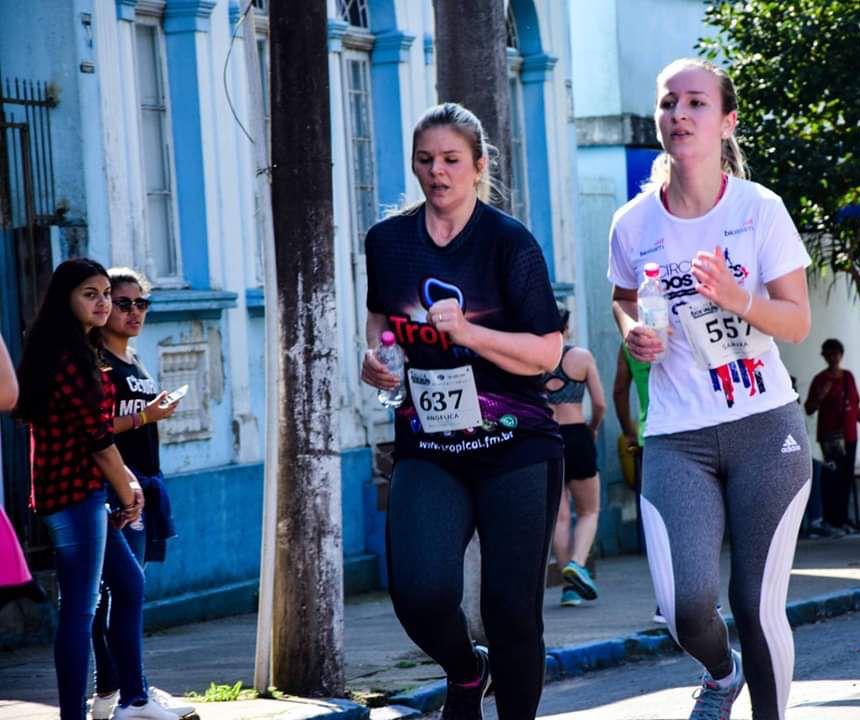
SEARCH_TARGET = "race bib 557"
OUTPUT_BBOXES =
[678,299,772,369]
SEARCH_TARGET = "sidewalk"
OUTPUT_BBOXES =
[1,536,858,719]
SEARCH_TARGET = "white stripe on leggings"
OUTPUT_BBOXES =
[640,496,678,642]
[759,478,810,720]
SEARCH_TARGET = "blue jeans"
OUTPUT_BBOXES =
[41,491,146,719]
[92,515,146,696]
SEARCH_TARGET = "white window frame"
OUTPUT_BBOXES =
[337,33,382,432]
[341,41,378,256]
[337,0,371,30]
[132,7,184,287]
[251,29,271,287]
[508,56,530,226]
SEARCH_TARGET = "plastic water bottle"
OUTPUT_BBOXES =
[376,331,405,408]
[637,262,669,362]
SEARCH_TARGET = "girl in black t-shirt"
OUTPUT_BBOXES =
[15,259,162,720]
[89,267,193,720]
[361,103,563,720]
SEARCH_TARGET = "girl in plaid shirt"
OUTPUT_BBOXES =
[16,259,176,720]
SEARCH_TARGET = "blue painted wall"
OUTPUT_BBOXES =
[625,147,660,200]
[510,0,557,279]
[163,25,211,289]
[0,1,88,227]
[341,446,379,594]
[145,462,263,599]
[341,447,371,557]
[141,446,381,627]
[576,146,631,554]
[363,472,388,588]
[370,31,413,212]
[520,57,556,279]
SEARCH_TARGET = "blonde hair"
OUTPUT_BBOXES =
[409,102,505,207]
[646,58,748,190]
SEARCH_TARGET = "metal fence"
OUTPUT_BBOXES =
[0,77,58,565]
[0,78,58,229]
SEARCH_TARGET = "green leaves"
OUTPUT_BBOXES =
[700,0,860,294]
[187,680,258,702]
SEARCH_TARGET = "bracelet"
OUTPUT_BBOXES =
[741,289,754,317]
[140,410,148,426]
[131,413,141,430]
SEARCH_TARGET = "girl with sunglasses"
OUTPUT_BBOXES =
[15,258,177,720]
[89,267,193,720]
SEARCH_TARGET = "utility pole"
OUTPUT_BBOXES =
[432,0,513,644]
[238,1,277,694]
[246,0,344,696]
[433,0,512,212]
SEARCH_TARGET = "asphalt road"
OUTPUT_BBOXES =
[472,611,860,719]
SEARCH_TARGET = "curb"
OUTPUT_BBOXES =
[389,680,446,714]
[385,586,860,715]
[303,698,371,719]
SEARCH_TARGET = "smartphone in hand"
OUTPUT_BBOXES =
[160,384,189,408]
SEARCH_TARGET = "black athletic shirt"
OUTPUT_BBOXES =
[104,349,161,476]
[366,200,563,472]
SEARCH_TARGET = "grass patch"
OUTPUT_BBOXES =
[187,681,258,702]
[347,690,388,708]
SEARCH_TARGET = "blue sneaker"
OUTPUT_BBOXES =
[689,649,745,719]
[562,560,598,600]
[560,586,582,607]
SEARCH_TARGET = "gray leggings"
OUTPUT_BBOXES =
[641,402,811,720]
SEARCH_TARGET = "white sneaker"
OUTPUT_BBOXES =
[90,690,119,720]
[112,699,182,720]
[148,686,196,718]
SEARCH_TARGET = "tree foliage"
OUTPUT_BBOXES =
[698,1,860,294]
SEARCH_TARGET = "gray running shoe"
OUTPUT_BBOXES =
[689,649,745,720]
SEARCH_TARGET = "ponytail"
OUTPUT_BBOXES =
[644,58,748,192]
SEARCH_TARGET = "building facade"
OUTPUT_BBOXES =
[0,0,581,632]
[568,0,859,547]
[569,0,715,552]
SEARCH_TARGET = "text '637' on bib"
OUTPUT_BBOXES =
[408,366,483,433]
[678,298,772,370]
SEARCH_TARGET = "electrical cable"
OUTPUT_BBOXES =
[222,1,255,144]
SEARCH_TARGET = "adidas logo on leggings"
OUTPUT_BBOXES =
[781,434,801,454]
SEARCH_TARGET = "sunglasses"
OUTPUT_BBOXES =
[113,297,151,313]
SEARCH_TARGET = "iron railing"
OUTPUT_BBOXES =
[0,78,58,228]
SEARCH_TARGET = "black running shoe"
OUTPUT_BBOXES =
[441,646,491,720]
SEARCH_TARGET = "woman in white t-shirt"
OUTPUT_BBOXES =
[608,58,812,720]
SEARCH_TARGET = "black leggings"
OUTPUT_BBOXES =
[821,441,857,527]
[386,458,562,720]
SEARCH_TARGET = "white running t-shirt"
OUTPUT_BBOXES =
[607,176,810,437]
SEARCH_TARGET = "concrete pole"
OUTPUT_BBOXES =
[268,0,344,695]
[237,1,278,694]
